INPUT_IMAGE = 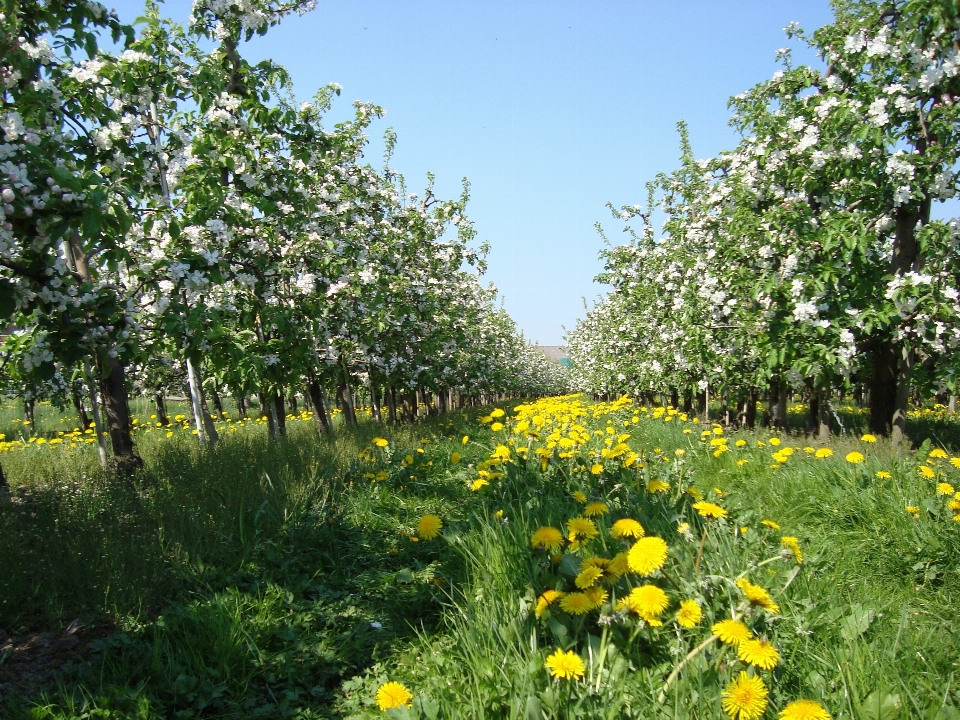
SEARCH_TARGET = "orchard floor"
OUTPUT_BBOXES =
[0,397,958,719]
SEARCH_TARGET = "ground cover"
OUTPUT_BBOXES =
[0,397,958,719]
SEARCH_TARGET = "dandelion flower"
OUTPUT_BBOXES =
[462,435,469,444]
[713,618,752,647]
[737,637,780,670]
[608,552,630,578]
[845,451,865,464]
[951,457,960,469]
[905,506,919,517]
[376,681,413,711]
[676,522,691,535]
[646,480,670,493]
[624,584,669,621]
[535,589,564,618]
[676,599,702,628]
[575,565,603,589]
[721,671,768,720]
[611,518,644,539]
[544,648,585,680]
[929,448,948,460]
[937,482,954,495]
[372,437,389,448]
[814,448,833,459]
[693,501,728,519]
[531,526,565,552]
[470,478,489,491]
[559,591,593,615]
[781,536,803,564]
[779,699,832,719]
[875,470,891,479]
[861,434,877,443]
[584,501,610,517]
[735,439,747,448]
[572,490,587,503]
[417,514,443,540]
[584,586,608,608]
[760,519,781,530]
[590,463,604,475]
[566,517,599,542]
[450,452,460,464]
[736,578,780,614]
[627,536,668,575]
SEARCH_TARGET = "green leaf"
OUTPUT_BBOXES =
[860,691,901,720]
[558,554,582,577]
[840,604,876,641]
[915,439,931,462]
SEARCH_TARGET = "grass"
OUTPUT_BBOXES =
[0,397,958,718]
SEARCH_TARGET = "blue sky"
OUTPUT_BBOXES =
[113,0,847,343]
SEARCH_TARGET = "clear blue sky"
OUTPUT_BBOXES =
[112,0,844,344]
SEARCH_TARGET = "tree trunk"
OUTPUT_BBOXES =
[154,386,168,426]
[23,397,34,430]
[83,360,109,471]
[670,388,679,409]
[817,389,831,443]
[950,395,957,415]
[744,390,757,429]
[306,378,331,435]
[287,391,297,415]
[237,395,247,418]
[186,357,210,447]
[211,387,224,419]
[97,352,144,476]
[370,381,382,423]
[387,386,398,423]
[0,461,9,503]
[260,392,278,440]
[273,393,287,436]
[806,384,819,434]
[72,385,90,431]
[891,347,913,445]
[869,338,898,436]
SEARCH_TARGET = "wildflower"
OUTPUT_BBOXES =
[814,448,833,459]
[624,584,669,623]
[861,434,877,443]
[490,408,505,418]
[566,517,599,543]
[761,520,780,530]
[929,448,948,460]
[372,437,389,447]
[559,592,593,615]
[769,438,781,446]
[905,506,920,517]
[778,699,832,719]
[646,480,670,493]
[676,522,690,534]
[376,681,413,711]
[531,526,565,552]
[845,451,865,464]
[713,618,752,647]
[575,565,603,589]
[450,452,460,464]
[470,479,488,491]
[676,599,702,628]
[735,439,747,447]
[584,586,608,608]
[803,446,815,453]
[590,463,604,475]
[572,490,587,503]
[608,552,630,578]
[462,435,469,444]
[738,637,780,670]
[781,536,803,564]
[417,514,443,540]
[721,671,769,720]
[610,518,644,539]
[937,482,954,495]
[627,536,668,575]
[544,648,585,680]
[535,589,564,618]
[875,471,891,479]
[736,578,780,614]
[584,501,609,517]
[490,422,504,432]
[951,457,960,469]
[692,501,728,519]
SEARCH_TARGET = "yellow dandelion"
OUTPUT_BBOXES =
[531,526,565,552]
[372,437,389,447]
[627,536,668,575]
[610,518,644,539]
[450,452,460,464]
[929,448,948,460]
[470,478,489,491]
[861,434,877,443]
[590,463,604,475]
[760,520,780,530]
[951,457,960,468]
[721,671,768,720]
[937,482,955,495]
[736,578,780,614]
[584,586,609,608]
[572,490,587,503]
[769,438,781,446]
[692,500,728,519]
[544,648,585,680]
[376,681,413,711]
[676,522,690,535]
[624,584,669,621]
[737,637,780,670]
[713,618,752,647]
[905,506,919,517]
[845,451,865,464]
[875,470,891,479]
[559,591,594,615]
[778,699,832,720]
[607,552,630,579]
[646,480,670,493]
[566,517,599,542]
[781,536,803,564]
[417,514,443,540]
[462,435,469,444]
[735,439,747,448]
[676,599,702,628]
[814,448,833,459]
[584,501,610,517]
[535,589,564,619]
[575,565,603,589]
